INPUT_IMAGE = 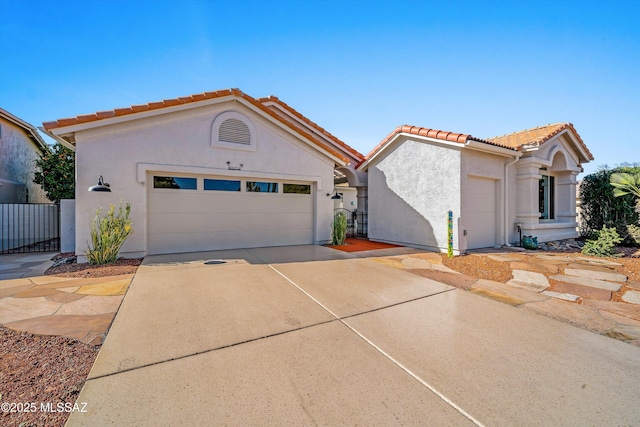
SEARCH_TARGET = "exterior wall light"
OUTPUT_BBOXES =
[88,176,111,192]
[327,190,343,199]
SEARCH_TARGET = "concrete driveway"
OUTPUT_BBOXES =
[67,245,640,426]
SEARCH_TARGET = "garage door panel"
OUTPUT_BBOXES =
[148,177,314,255]
[466,177,497,249]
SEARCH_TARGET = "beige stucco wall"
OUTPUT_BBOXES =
[460,149,509,249]
[72,101,336,258]
[0,119,50,203]
[367,137,462,252]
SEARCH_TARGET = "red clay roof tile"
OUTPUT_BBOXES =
[488,123,593,160]
[357,124,515,169]
[42,88,350,164]
[256,95,364,161]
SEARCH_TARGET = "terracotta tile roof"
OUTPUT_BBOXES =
[257,95,364,161]
[357,124,515,168]
[42,88,349,164]
[488,123,593,160]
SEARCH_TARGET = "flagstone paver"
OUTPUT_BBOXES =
[565,262,615,272]
[564,268,627,283]
[628,281,640,290]
[57,295,124,316]
[575,257,623,266]
[4,313,115,344]
[542,291,580,302]
[0,272,134,344]
[0,284,35,299]
[622,291,640,305]
[507,269,550,292]
[549,274,622,292]
[77,278,131,296]
[550,281,612,301]
[0,297,63,324]
[509,261,559,275]
[522,298,617,334]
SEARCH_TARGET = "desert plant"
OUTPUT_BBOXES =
[331,211,347,245]
[580,165,640,238]
[581,226,621,257]
[85,202,133,265]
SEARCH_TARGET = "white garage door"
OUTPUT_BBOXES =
[466,176,497,249]
[148,175,314,255]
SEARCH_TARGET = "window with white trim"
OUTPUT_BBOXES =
[539,170,555,220]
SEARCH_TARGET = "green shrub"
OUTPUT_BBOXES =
[331,211,347,245]
[581,226,622,257]
[580,165,640,239]
[85,202,133,265]
[627,224,640,246]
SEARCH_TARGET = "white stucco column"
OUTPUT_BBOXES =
[515,162,542,226]
[555,171,579,223]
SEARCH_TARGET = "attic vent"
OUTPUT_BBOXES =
[219,118,250,145]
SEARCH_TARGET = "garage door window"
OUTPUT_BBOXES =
[246,181,278,193]
[153,176,197,190]
[204,179,241,192]
[283,184,311,194]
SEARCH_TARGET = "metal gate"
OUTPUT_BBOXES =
[0,204,60,253]
[334,208,367,238]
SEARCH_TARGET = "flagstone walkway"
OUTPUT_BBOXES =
[0,274,133,345]
[372,251,640,346]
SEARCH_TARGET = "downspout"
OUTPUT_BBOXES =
[503,154,520,247]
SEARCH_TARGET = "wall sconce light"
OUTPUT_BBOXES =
[226,161,243,171]
[88,176,111,192]
[326,189,343,200]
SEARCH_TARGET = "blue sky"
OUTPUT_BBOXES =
[1,0,638,177]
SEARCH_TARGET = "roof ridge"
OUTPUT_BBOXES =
[257,95,364,160]
[41,88,350,164]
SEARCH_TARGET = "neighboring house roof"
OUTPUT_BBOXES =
[357,124,517,170]
[257,95,365,162]
[42,88,351,164]
[0,108,49,152]
[488,123,594,161]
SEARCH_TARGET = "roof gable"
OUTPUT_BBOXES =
[357,124,516,170]
[0,108,49,152]
[257,95,364,163]
[42,88,349,164]
[488,123,593,162]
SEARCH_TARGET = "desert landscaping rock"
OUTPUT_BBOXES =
[627,280,640,290]
[564,268,627,283]
[549,274,622,292]
[622,290,640,305]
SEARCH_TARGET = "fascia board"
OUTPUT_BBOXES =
[464,140,522,158]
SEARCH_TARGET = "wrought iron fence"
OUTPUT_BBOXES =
[334,208,367,238]
[0,203,60,253]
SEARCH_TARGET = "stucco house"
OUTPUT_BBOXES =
[0,108,51,203]
[42,88,592,258]
[357,123,593,253]
[43,89,361,258]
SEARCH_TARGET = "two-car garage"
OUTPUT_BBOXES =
[147,174,315,255]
